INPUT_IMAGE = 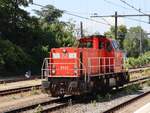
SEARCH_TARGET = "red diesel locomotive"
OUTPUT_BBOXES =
[41,35,129,97]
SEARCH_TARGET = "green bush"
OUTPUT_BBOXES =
[125,52,150,69]
[125,84,142,94]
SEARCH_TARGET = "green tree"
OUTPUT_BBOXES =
[123,26,150,57]
[0,38,31,75]
[0,0,33,40]
[0,1,77,76]
[34,5,77,48]
[47,22,77,47]
[34,5,63,23]
[104,25,127,49]
[29,5,77,73]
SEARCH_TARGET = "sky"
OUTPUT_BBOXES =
[23,0,150,35]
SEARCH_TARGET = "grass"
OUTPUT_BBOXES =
[104,93,112,100]
[95,83,144,102]
[95,93,112,103]
[142,68,150,76]
[147,80,150,86]
[11,95,17,100]
[20,91,24,97]
[34,104,43,113]
[30,87,39,95]
[96,94,103,102]
[124,84,142,94]
[0,82,7,86]
[91,100,97,107]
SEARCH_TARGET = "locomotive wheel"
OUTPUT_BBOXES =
[51,91,58,97]
[59,94,64,98]
[50,89,65,97]
[41,80,50,94]
[51,92,64,98]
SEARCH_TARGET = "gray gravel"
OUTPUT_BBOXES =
[51,86,150,113]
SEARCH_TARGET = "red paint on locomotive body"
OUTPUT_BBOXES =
[41,35,128,97]
[48,35,124,78]
[49,48,80,77]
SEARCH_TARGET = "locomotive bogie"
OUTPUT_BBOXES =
[42,72,129,96]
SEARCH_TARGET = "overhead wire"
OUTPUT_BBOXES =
[99,16,112,26]
[125,17,149,24]
[103,0,149,24]
[119,0,146,15]
[63,10,111,26]
[31,2,112,26]
[104,0,132,10]
[119,0,149,25]
[31,2,150,26]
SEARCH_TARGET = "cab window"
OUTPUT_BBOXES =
[87,42,93,48]
[79,41,93,48]
[99,41,104,49]
[106,41,112,52]
[112,40,119,50]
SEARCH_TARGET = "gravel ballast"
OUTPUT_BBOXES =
[51,86,150,113]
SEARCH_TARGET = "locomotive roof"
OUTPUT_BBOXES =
[79,35,113,41]
[81,35,106,38]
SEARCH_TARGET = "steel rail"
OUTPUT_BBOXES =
[0,85,41,96]
[2,76,150,113]
[0,76,40,84]
[0,74,149,96]
[103,91,150,113]
[4,96,73,113]
[129,76,150,83]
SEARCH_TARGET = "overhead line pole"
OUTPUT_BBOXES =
[80,21,83,38]
[91,12,150,39]
[115,11,118,39]
[91,14,150,17]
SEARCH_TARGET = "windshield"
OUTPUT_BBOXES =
[112,40,119,50]
[79,41,93,48]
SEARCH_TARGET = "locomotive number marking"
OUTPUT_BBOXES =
[60,66,69,70]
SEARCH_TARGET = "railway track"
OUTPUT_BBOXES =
[0,68,149,112]
[103,90,150,113]
[2,76,150,113]
[0,76,40,84]
[0,85,41,96]
[129,76,150,84]
[5,96,74,113]
[129,66,150,73]
[0,73,149,96]
[1,76,148,97]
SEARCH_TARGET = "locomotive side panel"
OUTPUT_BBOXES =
[82,48,99,76]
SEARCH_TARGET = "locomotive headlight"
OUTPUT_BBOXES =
[52,69,56,74]
[74,70,78,74]
[62,49,67,53]
[74,64,78,70]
